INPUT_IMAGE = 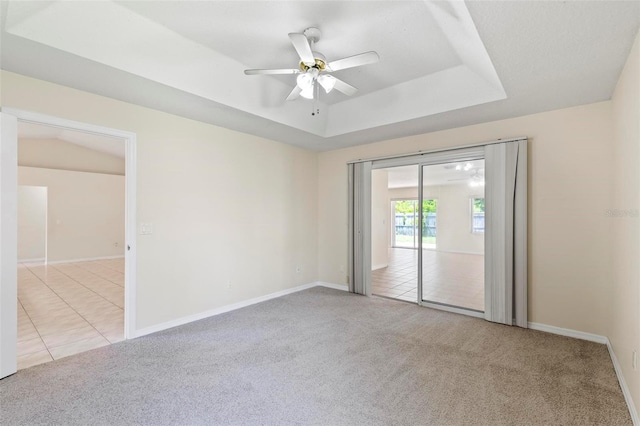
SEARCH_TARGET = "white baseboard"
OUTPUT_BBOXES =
[527,322,608,344]
[18,257,45,263]
[46,255,124,265]
[372,263,388,271]
[433,248,484,256]
[607,340,639,425]
[134,281,333,338]
[528,322,637,424]
[315,281,349,291]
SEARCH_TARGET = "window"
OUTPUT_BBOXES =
[471,197,485,233]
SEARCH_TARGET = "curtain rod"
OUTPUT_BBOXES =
[346,136,527,164]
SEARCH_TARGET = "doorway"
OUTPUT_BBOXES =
[391,199,437,249]
[350,138,527,325]
[17,186,47,263]
[369,153,486,313]
[0,110,137,378]
[419,160,484,312]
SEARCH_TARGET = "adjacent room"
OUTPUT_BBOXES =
[16,122,126,369]
[371,161,485,312]
[0,1,638,424]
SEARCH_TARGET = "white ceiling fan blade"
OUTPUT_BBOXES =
[286,85,302,101]
[332,77,358,96]
[328,51,379,72]
[289,33,315,66]
[244,68,299,75]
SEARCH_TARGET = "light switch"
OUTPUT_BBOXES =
[139,223,153,235]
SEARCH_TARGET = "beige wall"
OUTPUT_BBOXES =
[610,30,640,415]
[19,166,125,262]
[426,183,484,255]
[388,187,418,200]
[371,170,389,269]
[17,186,47,261]
[319,101,613,336]
[19,138,125,175]
[1,71,318,330]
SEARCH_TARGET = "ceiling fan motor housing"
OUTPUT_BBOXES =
[299,28,326,72]
[300,52,327,72]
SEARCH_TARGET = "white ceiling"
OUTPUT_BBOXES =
[18,122,125,158]
[1,1,638,151]
[384,160,485,188]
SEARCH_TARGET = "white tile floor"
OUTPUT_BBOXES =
[17,259,125,370]
[372,248,484,311]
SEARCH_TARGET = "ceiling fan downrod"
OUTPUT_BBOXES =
[312,80,320,116]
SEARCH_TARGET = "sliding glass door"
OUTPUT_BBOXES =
[353,138,526,323]
[391,200,418,248]
[391,199,437,249]
[418,158,485,313]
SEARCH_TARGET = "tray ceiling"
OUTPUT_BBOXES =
[1,1,639,151]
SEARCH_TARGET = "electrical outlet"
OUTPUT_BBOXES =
[114,242,119,247]
[226,281,231,289]
[339,265,344,272]
[633,350,637,371]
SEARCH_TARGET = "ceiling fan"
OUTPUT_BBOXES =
[244,27,379,104]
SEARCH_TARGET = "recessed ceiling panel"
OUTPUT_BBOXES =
[2,1,638,151]
[4,0,503,138]
[117,1,462,102]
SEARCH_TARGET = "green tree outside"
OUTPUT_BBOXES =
[394,199,437,214]
[473,198,485,213]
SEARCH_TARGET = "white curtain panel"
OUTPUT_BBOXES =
[347,162,372,295]
[484,139,528,327]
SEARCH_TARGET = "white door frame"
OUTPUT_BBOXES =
[0,109,138,377]
[0,112,18,378]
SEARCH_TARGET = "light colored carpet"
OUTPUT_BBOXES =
[0,287,631,425]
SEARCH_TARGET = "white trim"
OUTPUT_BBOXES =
[527,322,608,344]
[17,257,45,263]
[135,282,326,338]
[45,255,125,265]
[607,340,639,425]
[0,112,18,379]
[316,281,349,291]
[434,249,484,256]
[3,108,137,340]
[349,137,527,165]
[372,263,388,271]
[2,108,137,140]
[420,301,485,319]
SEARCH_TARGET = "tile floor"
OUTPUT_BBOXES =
[17,258,125,370]
[372,248,484,311]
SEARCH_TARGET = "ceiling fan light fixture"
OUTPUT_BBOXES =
[317,75,336,93]
[300,84,314,99]
[296,72,313,91]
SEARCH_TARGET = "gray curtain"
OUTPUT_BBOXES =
[347,162,372,295]
[484,139,528,327]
